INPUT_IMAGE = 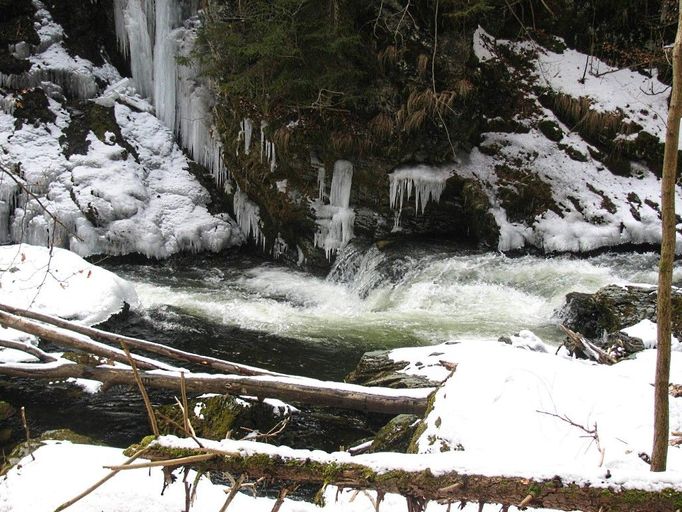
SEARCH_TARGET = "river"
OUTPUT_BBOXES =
[1,242,678,449]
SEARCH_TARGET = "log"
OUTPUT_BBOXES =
[134,438,682,512]
[0,362,432,415]
[0,310,177,371]
[560,325,617,364]
[0,304,286,377]
[0,337,58,362]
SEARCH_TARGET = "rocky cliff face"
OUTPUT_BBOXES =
[0,0,679,268]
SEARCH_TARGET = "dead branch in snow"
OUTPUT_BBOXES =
[560,325,617,364]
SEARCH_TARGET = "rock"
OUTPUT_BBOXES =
[369,414,421,453]
[559,284,682,340]
[345,350,436,389]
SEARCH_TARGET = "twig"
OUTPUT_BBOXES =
[53,446,150,512]
[104,453,216,471]
[270,485,297,512]
[120,341,159,436]
[537,409,605,465]
[20,406,34,461]
[179,372,196,438]
[218,474,246,512]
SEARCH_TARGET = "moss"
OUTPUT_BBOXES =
[123,434,157,457]
[62,351,106,366]
[60,101,137,159]
[0,401,14,421]
[558,143,588,162]
[38,429,99,445]
[495,165,559,224]
[13,89,56,129]
[538,119,563,142]
[370,414,420,454]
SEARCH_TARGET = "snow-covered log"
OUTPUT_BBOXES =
[0,303,286,377]
[0,362,431,415]
[130,437,682,512]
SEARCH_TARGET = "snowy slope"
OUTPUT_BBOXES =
[388,29,682,254]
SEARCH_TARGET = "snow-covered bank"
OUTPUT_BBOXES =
[0,244,137,325]
[2,330,680,512]
[0,244,137,360]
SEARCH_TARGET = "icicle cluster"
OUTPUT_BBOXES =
[113,0,227,186]
[388,165,452,228]
[313,160,355,259]
[233,190,265,249]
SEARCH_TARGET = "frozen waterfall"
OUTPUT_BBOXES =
[113,0,226,185]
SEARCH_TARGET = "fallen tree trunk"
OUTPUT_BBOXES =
[0,304,287,377]
[0,362,432,415]
[0,309,177,371]
[133,438,682,512]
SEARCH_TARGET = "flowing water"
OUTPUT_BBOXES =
[3,243,679,449]
[107,242,679,353]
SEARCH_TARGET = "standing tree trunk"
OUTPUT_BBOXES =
[652,0,682,472]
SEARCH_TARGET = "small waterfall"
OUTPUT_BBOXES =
[113,0,226,186]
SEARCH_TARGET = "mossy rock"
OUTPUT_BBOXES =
[495,165,559,224]
[560,284,682,340]
[0,401,15,421]
[60,100,137,159]
[13,88,56,129]
[38,428,100,445]
[559,143,588,162]
[538,119,563,142]
[1,429,98,474]
[156,395,285,441]
[346,350,436,389]
[369,414,420,453]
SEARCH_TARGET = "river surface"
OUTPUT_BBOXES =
[2,243,679,449]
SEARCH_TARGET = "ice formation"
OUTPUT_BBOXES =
[113,0,227,185]
[0,3,101,100]
[388,165,452,224]
[313,160,355,259]
[233,190,265,249]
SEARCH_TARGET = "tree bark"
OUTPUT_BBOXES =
[653,0,682,472]
[135,441,682,512]
[0,362,431,415]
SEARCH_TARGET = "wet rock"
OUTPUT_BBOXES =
[369,414,420,453]
[345,350,436,389]
[559,284,682,340]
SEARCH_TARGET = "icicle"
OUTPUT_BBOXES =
[260,120,267,162]
[113,0,130,58]
[388,165,451,227]
[233,190,265,249]
[272,232,288,259]
[154,0,184,129]
[317,166,326,201]
[125,0,154,98]
[330,160,353,208]
[312,160,355,259]
[241,118,253,155]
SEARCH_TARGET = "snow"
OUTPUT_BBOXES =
[0,244,137,327]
